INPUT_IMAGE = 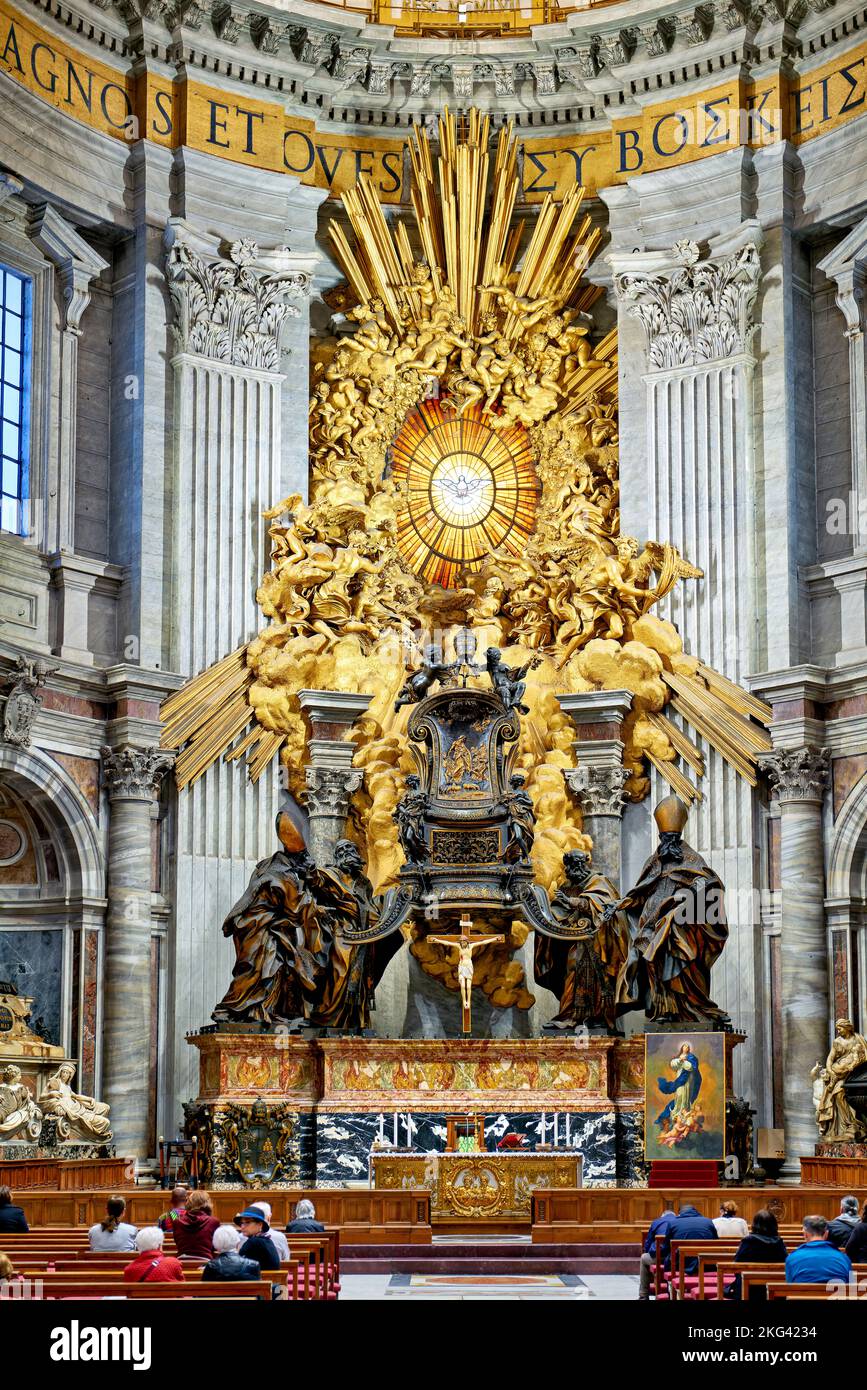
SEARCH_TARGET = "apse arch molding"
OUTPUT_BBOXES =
[0,743,104,902]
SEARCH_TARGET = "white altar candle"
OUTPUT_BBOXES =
[553,1112,559,1149]
[378,1113,385,1144]
[393,1113,399,1146]
[540,1111,546,1144]
[565,1113,571,1148]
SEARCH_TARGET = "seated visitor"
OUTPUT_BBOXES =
[202,1224,260,1282]
[0,1187,28,1234]
[236,1208,281,1270]
[638,1200,677,1301]
[0,1252,16,1283]
[785,1215,852,1284]
[88,1196,137,1252]
[844,1201,867,1263]
[172,1189,220,1258]
[713,1200,749,1239]
[827,1195,860,1249]
[158,1185,189,1233]
[726,1208,788,1300]
[250,1201,290,1259]
[286,1198,325,1234]
[666,1204,718,1276]
[124,1228,185,1283]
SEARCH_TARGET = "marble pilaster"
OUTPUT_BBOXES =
[27,204,109,558]
[759,746,830,1179]
[813,221,867,664]
[163,215,318,1116]
[101,744,173,1161]
[817,217,867,557]
[298,689,372,865]
[610,218,765,1099]
[558,690,631,887]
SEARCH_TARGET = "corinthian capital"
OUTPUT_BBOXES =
[759,747,829,804]
[565,765,629,817]
[614,234,762,369]
[102,745,175,801]
[164,226,312,370]
[305,766,363,818]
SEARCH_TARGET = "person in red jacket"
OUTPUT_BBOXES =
[172,1189,220,1259]
[124,1228,185,1282]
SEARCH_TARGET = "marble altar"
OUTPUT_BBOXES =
[184,1030,744,1188]
[371,1150,582,1220]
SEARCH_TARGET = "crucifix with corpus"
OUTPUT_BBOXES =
[427,915,505,1035]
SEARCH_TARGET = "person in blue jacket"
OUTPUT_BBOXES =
[786,1215,852,1284]
[666,1204,718,1277]
[638,1200,677,1300]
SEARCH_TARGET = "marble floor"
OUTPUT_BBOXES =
[340,1273,640,1300]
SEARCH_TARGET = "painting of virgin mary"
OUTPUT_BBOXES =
[644,1032,725,1161]
[657,1041,702,1126]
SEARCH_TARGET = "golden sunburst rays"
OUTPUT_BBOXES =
[390,401,538,587]
[329,108,611,352]
[663,665,773,790]
[159,647,285,791]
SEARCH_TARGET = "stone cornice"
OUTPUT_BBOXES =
[749,660,867,705]
[15,0,867,128]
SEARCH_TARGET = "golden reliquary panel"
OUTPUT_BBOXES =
[372,1151,582,1220]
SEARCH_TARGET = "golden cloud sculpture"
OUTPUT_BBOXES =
[161,108,772,914]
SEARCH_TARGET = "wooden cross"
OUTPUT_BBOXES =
[427,914,505,1035]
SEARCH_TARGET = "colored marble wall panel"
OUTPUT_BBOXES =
[0,928,64,1045]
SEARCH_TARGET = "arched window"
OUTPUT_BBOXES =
[0,263,31,535]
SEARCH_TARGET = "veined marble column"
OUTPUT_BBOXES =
[101,744,173,1161]
[611,226,764,1087]
[558,690,632,887]
[164,221,317,1109]
[298,690,372,865]
[759,747,830,1179]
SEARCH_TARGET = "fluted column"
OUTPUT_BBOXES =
[759,747,830,1179]
[298,690,372,865]
[558,690,632,887]
[101,745,173,1161]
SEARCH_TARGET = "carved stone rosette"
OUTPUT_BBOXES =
[565,765,629,817]
[101,744,175,801]
[614,239,762,369]
[759,747,830,804]
[165,236,311,371]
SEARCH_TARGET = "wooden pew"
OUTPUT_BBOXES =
[741,1264,867,1300]
[27,1262,302,1300]
[767,1284,833,1300]
[324,1227,341,1289]
[664,1231,805,1300]
[85,1281,274,1300]
[285,1237,330,1300]
[669,1240,741,1299]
